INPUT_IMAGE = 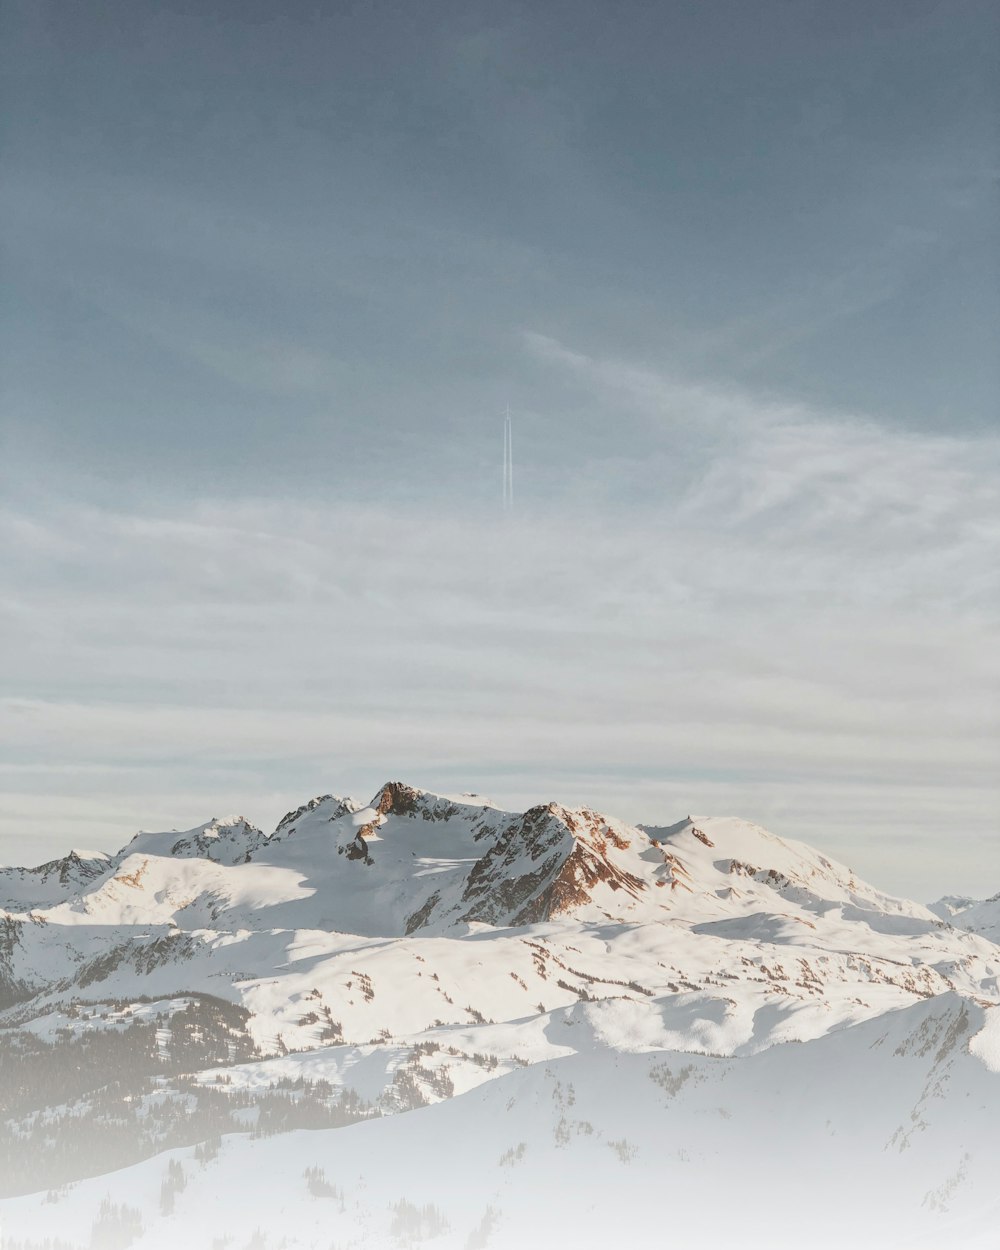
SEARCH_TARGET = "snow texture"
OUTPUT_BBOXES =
[1,783,999,1248]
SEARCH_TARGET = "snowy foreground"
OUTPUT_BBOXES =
[1,783,999,1248]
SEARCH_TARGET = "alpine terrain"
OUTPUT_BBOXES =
[1,782,998,1249]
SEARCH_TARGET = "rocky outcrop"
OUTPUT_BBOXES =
[373,782,423,818]
[457,804,647,927]
[165,818,267,866]
[371,782,467,823]
[274,795,359,837]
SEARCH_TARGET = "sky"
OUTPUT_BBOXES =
[1,0,997,900]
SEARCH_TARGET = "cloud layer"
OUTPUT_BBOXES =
[3,343,997,900]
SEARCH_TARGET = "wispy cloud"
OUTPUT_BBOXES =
[2,342,997,898]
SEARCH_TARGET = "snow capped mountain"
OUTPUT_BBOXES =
[11,782,959,938]
[0,847,112,911]
[117,814,268,867]
[2,781,999,1248]
[929,891,1000,942]
[4,784,999,1044]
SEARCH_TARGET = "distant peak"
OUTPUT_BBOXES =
[373,781,424,817]
[274,795,360,834]
[208,814,254,831]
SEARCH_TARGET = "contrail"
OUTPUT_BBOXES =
[503,405,513,511]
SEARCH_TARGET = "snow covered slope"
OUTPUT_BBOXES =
[2,781,999,1247]
[4,992,1000,1249]
[930,891,1000,943]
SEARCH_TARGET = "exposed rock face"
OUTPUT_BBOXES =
[0,916,31,1009]
[345,833,372,865]
[373,782,422,818]
[458,805,569,926]
[530,839,646,921]
[404,891,441,935]
[457,804,647,927]
[371,782,466,824]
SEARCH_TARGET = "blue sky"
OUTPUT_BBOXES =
[1,0,997,898]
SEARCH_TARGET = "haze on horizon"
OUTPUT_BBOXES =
[1,0,997,902]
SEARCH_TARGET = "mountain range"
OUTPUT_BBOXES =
[1,782,998,1249]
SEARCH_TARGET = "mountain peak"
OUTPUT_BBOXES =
[372,781,424,817]
[273,794,362,836]
[4,787,951,941]
[119,815,267,867]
